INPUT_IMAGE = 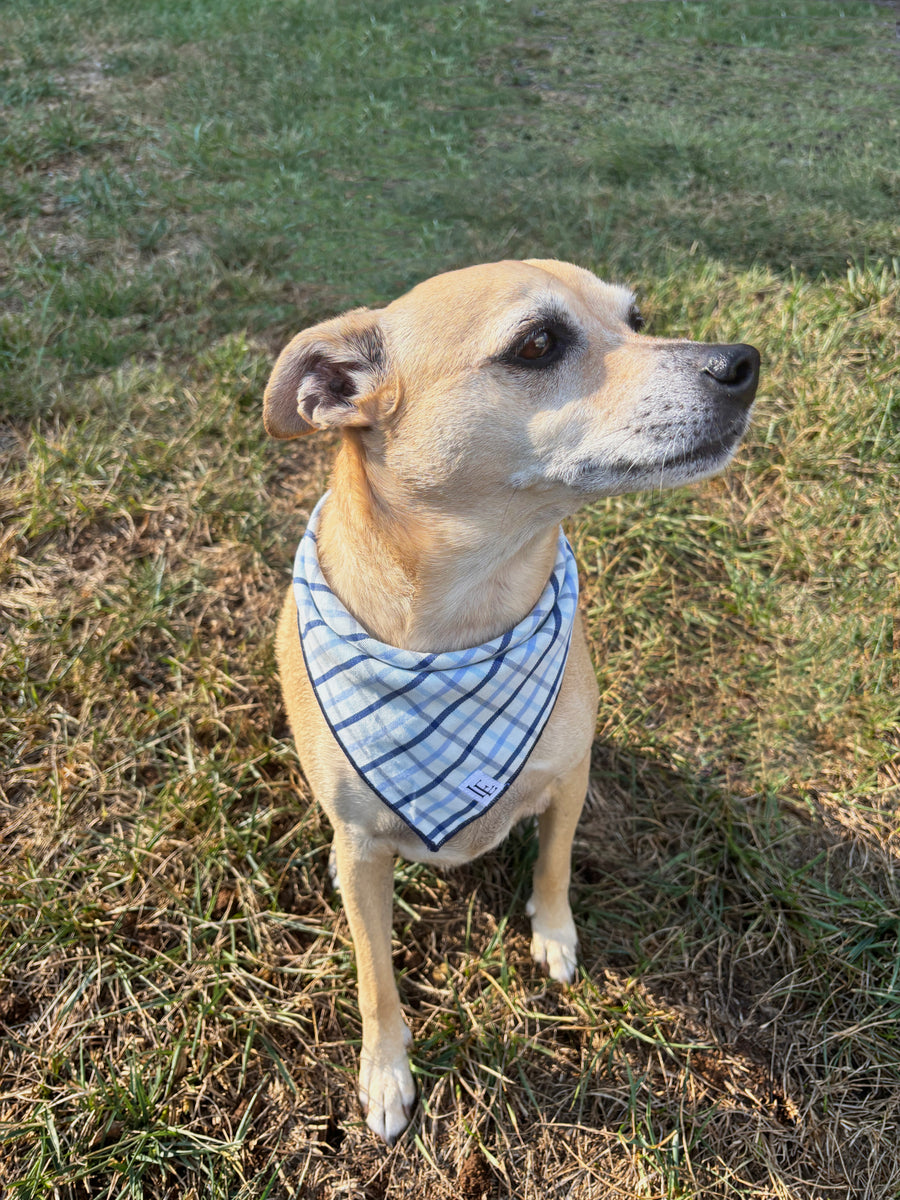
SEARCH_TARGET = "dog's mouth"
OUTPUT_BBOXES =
[631,430,739,474]
[570,422,747,492]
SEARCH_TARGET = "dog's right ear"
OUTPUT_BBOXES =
[263,308,388,439]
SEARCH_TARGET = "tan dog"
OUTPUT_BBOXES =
[263,259,759,1143]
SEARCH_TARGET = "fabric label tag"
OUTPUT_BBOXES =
[459,769,502,807]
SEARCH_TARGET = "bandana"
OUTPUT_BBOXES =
[293,495,578,851]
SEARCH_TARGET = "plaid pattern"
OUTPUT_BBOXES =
[293,495,578,851]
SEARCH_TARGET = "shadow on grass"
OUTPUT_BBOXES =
[355,736,900,1196]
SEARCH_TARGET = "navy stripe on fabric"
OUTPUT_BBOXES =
[424,639,570,842]
[358,649,509,775]
[294,603,445,853]
[346,629,518,762]
[311,652,371,686]
[495,627,570,777]
[399,606,564,803]
[332,665,435,731]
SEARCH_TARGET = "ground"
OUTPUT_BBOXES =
[1,1,899,1196]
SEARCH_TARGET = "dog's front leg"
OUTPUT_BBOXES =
[527,749,591,984]
[333,831,415,1143]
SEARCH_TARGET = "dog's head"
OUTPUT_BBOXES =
[264,259,759,515]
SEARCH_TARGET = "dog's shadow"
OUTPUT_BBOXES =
[284,734,897,1197]
[379,736,893,1177]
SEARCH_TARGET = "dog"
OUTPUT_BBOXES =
[263,259,759,1143]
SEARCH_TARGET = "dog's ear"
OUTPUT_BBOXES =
[263,308,389,439]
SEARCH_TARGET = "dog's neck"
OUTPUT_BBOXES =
[315,436,561,653]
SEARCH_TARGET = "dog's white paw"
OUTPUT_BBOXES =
[358,1027,415,1144]
[526,897,578,984]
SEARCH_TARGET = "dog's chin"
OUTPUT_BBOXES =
[571,429,746,497]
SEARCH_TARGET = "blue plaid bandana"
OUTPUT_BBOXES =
[293,495,579,851]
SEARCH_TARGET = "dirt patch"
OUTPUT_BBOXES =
[458,1147,499,1200]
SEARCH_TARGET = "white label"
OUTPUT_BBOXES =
[459,769,502,807]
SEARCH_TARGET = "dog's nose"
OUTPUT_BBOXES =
[700,344,760,408]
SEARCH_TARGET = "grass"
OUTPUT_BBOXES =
[1,0,898,1196]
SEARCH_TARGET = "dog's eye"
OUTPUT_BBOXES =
[515,328,556,361]
[627,305,645,333]
[496,315,574,370]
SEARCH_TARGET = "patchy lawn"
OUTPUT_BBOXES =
[1,1,898,1196]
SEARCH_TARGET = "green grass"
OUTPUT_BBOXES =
[1,0,899,1197]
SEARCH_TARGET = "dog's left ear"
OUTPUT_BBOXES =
[263,307,389,439]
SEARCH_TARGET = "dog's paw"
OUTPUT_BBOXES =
[526,897,578,984]
[358,1029,416,1145]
